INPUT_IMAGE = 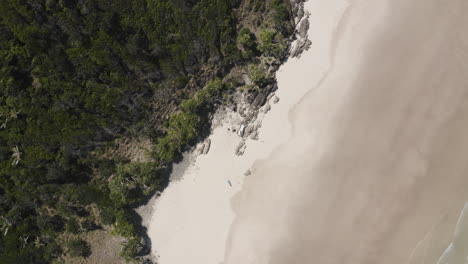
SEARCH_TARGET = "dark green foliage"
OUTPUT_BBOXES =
[66,239,91,258]
[0,0,293,262]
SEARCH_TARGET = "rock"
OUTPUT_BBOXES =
[235,141,246,156]
[272,83,278,93]
[264,103,271,114]
[250,131,259,141]
[246,91,257,104]
[242,74,252,86]
[267,92,275,101]
[292,0,305,24]
[255,121,262,130]
[252,93,267,107]
[264,84,275,94]
[245,111,258,122]
[273,96,280,104]
[198,143,205,155]
[299,18,310,38]
[304,39,312,50]
[291,38,312,58]
[297,6,305,24]
[244,125,253,136]
[208,55,221,64]
[203,139,211,154]
[244,169,252,176]
[238,125,246,137]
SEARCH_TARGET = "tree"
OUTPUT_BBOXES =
[11,145,21,166]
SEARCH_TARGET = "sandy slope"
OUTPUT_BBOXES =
[224,0,468,264]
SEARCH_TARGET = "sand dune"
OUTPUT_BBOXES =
[224,0,468,263]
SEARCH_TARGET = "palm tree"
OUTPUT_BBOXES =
[20,236,29,248]
[1,216,12,236]
[0,110,19,129]
[34,237,45,248]
[11,145,21,166]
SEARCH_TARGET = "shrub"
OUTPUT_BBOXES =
[272,0,290,32]
[109,164,142,207]
[121,237,143,260]
[112,210,137,238]
[257,30,287,59]
[237,28,256,50]
[156,112,200,162]
[237,28,257,59]
[66,239,91,258]
[99,207,116,226]
[65,219,79,234]
[248,64,272,87]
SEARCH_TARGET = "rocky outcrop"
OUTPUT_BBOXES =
[290,15,312,58]
[290,0,312,58]
[291,0,306,24]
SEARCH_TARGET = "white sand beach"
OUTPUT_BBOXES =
[146,0,468,263]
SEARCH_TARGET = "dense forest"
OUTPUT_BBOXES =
[0,0,294,263]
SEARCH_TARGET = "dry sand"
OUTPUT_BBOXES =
[147,0,468,263]
[224,0,468,264]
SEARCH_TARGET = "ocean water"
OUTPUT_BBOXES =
[438,203,468,264]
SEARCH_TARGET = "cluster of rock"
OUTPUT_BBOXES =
[197,139,211,155]
[244,82,277,110]
[290,0,312,58]
[231,90,282,156]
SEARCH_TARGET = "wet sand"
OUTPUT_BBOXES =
[224,0,468,263]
